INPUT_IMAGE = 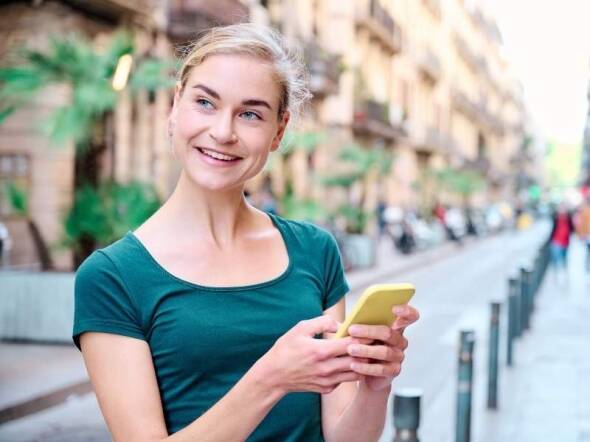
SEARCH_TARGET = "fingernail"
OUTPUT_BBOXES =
[349,325,360,335]
[393,306,405,315]
[348,344,361,355]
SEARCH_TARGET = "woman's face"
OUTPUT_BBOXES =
[169,54,289,192]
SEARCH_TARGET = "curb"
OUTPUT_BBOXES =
[0,380,92,425]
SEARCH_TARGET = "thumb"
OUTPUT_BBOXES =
[298,315,340,336]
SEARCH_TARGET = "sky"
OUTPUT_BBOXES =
[482,0,590,145]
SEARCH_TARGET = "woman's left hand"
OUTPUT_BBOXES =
[346,304,420,392]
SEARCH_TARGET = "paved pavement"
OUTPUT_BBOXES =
[1,224,588,441]
[476,238,590,442]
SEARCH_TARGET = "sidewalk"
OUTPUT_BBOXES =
[474,238,590,442]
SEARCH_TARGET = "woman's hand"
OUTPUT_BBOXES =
[254,315,367,395]
[346,304,420,392]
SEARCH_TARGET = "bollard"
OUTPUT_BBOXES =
[455,330,475,442]
[519,267,530,331]
[524,267,534,329]
[393,388,422,442]
[487,302,500,409]
[507,277,519,366]
[513,273,523,338]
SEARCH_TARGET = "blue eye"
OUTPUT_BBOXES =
[196,98,213,109]
[241,111,261,121]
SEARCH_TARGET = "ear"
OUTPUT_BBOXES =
[270,111,290,152]
[168,81,182,138]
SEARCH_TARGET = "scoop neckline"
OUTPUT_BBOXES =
[125,212,293,292]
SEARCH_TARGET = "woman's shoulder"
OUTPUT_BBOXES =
[76,233,140,277]
[269,213,337,248]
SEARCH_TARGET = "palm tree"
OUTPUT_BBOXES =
[0,31,174,266]
[321,143,393,233]
[4,181,53,270]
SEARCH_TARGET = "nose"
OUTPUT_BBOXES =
[208,110,237,145]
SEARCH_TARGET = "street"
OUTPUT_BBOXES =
[3,221,586,442]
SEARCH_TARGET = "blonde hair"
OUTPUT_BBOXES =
[177,23,311,120]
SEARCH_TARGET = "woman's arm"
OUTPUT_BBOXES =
[81,313,357,442]
[321,299,419,442]
[81,332,284,442]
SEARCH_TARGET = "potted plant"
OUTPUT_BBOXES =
[321,143,393,269]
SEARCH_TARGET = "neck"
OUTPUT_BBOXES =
[160,172,256,247]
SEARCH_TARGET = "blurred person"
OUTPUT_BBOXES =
[72,24,419,442]
[445,206,466,245]
[433,201,446,226]
[575,194,590,273]
[0,221,11,268]
[549,203,574,283]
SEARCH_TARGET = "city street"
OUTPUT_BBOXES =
[2,221,589,442]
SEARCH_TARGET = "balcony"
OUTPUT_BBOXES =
[355,0,402,54]
[353,98,405,140]
[409,123,454,154]
[454,33,486,73]
[303,41,341,98]
[451,87,479,120]
[417,47,441,83]
[451,87,505,136]
[167,0,249,41]
[422,0,442,19]
[65,0,156,23]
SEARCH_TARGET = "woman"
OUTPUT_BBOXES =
[549,202,574,281]
[73,23,419,441]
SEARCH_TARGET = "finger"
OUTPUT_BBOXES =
[298,315,339,337]
[314,336,361,360]
[392,305,420,324]
[348,324,391,341]
[348,344,404,363]
[317,356,357,376]
[387,330,408,349]
[350,361,402,378]
[316,371,362,393]
[350,337,374,346]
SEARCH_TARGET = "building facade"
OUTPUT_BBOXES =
[0,0,533,269]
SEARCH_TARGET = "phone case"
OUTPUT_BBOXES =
[334,283,415,338]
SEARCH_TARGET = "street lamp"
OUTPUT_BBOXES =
[112,53,133,91]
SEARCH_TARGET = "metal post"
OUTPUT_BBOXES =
[519,267,530,331]
[507,277,518,366]
[513,273,523,338]
[455,330,475,442]
[393,388,421,442]
[487,302,500,409]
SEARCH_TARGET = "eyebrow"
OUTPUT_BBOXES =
[192,83,273,111]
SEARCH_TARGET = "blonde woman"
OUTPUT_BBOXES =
[73,23,419,441]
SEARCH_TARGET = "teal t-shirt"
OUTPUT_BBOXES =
[72,213,350,440]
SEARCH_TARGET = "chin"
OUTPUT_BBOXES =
[186,171,247,193]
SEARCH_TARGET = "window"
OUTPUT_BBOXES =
[0,153,31,216]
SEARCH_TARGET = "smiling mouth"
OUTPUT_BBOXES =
[195,147,243,162]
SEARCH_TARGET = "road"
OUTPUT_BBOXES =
[360,222,549,442]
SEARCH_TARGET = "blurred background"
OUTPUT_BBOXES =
[0,1,589,441]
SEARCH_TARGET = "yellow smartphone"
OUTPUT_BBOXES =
[334,283,415,339]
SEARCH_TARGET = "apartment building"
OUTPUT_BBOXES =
[0,0,532,267]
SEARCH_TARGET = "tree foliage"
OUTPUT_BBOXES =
[62,181,160,250]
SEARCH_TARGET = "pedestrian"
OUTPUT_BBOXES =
[72,23,419,441]
[549,202,574,283]
[575,194,590,273]
[0,221,11,268]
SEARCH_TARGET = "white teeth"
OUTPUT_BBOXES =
[200,148,239,161]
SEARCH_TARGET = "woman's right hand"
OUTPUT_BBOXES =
[253,315,371,395]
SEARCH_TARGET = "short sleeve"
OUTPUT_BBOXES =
[72,250,146,351]
[322,231,350,310]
